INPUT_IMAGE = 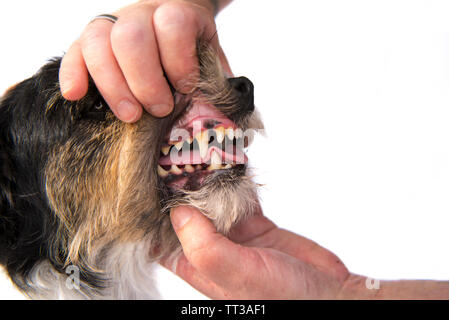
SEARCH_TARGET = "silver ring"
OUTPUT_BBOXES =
[90,14,118,24]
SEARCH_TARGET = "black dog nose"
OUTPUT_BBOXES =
[228,77,254,114]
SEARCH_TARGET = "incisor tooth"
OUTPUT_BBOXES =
[226,128,234,140]
[235,128,243,139]
[185,164,195,173]
[215,127,225,143]
[157,165,169,178]
[161,145,171,156]
[170,164,183,175]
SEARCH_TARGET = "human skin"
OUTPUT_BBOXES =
[165,205,449,299]
[59,0,449,299]
[59,0,232,122]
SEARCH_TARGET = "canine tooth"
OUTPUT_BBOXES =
[222,163,232,169]
[210,150,222,165]
[157,165,169,178]
[170,164,183,175]
[215,127,225,143]
[226,128,234,140]
[185,164,195,173]
[161,145,171,156]
[196,131,209,159]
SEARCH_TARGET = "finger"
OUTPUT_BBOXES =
[80,20,142,122]
[170,206,268,293]
[59,41,89,101]
[170,206,340,299]
[154,2,227,93]
[111,4,174,117]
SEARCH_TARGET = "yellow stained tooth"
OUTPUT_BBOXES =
[195,164,203,170]
[198,131,209,159]
[226,128,234,140]
[207,164,222,171]
[174,141,184,150]
[185,164,195,173]
[170,164,183,175]
[222,163,232,169]
[215,127,225,143]
[161,145,171,156]
[157,165,169,178]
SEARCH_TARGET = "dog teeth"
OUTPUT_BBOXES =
[159,125,249,177]
[215,127,225,143]
[210,150,222,165]
[170,164,183,175]
[161,145,171,156]
[185,164,195,173]
[157,165,169,178]
[194,131,209,159]
[226,128,234,140]
[174,141,184,151]
[234,128,243,139]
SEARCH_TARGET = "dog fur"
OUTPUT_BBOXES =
[0,42,262,299]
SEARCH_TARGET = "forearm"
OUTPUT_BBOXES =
[340,274,449,300]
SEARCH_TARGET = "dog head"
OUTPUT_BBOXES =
[0,42,263,297]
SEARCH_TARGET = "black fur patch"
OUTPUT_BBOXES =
[0,59,108,290]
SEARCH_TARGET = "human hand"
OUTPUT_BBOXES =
[162,205,350,299]
[59,0,231,122]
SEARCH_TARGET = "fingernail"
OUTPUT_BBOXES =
[117,99,140,122]
[170,206,193,230]
[148,104,173,117]
[60,79,74,97]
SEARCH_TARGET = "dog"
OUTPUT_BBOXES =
[0,41,263,299]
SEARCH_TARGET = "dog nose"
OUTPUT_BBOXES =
[228,77,254,114]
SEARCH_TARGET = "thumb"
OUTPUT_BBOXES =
[169,206,261,292]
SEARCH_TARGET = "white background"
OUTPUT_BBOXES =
[1,0,449,299]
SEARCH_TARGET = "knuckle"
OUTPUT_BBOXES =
[155,1,198,28]
[81,26,107,49]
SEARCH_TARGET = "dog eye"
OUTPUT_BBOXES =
[80,98,109,121]
[93,100,106,111]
